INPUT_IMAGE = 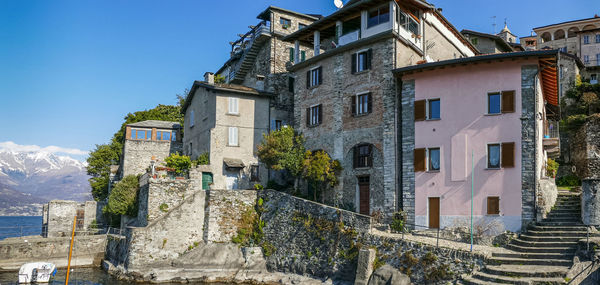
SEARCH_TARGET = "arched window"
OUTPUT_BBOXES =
[353,144,373,168]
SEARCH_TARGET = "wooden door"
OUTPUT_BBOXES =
[358,176,370,215]
[428,197,440,229]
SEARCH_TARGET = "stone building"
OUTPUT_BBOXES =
[182,78,272,190]
[120,120,182,178]
[519,34,538,51]
[461,29,515,54]
[42,200,97,238]
[283,0,477,216]
[394,50,580,231]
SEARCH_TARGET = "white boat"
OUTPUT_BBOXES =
[18,262,56,284]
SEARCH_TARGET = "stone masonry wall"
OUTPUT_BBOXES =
[571,115,600,179]
[520,65,538,229]
[121,139,183,177]
[136,174,198,227]
[45,200,97,238]
[400,80,416,228]
[203,190,258,243]
[582,179,600,225]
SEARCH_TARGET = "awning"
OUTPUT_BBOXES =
[223,158,245,168]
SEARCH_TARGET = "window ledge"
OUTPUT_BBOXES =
[425,118,441,121]
[353,70,371,75]
[484,167,502,170]
[307,85,321,90]
[227,113,240,116]
[353,113,370,118]
[307,124,321,128]
[484,113,502,116]
[426,170,440,173]
[227,145,240,147]
[353,167,372,171]
[486,214,501,216]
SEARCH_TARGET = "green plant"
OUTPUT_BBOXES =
[104,175,140,217]
[546,158,559,177]
[373,250,385,270]
[89,219,99,229]
[254,183,264,190]
[192,152,210,166]
[164,152,191,175]
[162,238,167,249]
[557,175,581,187]
[159,203,169,212]
[391,211,406,232]
[214,74,226,84]
[421,251,437,265]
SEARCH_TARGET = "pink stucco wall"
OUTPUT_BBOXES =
[405,59,539,230]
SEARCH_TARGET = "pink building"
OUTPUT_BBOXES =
[394,50,580,232]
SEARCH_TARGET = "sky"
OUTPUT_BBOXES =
[0,0,597,160]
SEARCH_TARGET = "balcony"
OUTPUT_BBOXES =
[543,120,560,157]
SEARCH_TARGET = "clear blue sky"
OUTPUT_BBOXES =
[0,0,596,158]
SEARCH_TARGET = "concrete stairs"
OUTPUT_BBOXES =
[461,192,586,284]
[230,27,270,84]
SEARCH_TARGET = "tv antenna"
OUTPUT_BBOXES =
[334,0,344,9]
[491,16,497,34]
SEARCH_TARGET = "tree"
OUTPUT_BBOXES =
[87,101,185,201]
[104,175,140,217]
[164,152,191,175]
[87,144,119,201]
[257,126,306,190]
[302,150,342,202]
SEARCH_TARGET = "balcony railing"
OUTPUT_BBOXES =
[338,30,360,46]
[231,21,271,56]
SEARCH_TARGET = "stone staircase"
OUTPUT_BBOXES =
[230,24,271,84]
[462,192,586,284]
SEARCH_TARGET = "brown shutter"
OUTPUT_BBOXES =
[318,104,323,124]
[414,148,426,172]
[317,67,323,85]
[351,53,357,74]
[367,49,373,70]
[306,70,310,88]
[501,142,515,168]
[415,100,426,121]
[351,95,357,116]
[367,93,373,113]
[306,107,310,126]
[487,197,500,215]
[501,90,515,113]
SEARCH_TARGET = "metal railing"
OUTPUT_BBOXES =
[0,224,118,240]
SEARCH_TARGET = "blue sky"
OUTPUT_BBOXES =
[0,0,596,159]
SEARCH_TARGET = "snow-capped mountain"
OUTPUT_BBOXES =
[0,150,92,215]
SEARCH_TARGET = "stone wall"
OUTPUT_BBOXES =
[520,65,538,230]
[536,178,558,221]
[136,174,198,227]
[121,139,183,177]
[204,190,258,242]
[571,115,600,179]
[43,200,97,238]
[582,178,600,226]
[0,235,106,270]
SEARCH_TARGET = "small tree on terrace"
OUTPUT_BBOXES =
[303,150,342,202]
[257,126,306,189]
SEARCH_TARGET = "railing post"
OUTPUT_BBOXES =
[436,227,440,248]
[20,226,22,238]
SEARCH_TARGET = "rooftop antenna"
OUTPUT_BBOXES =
[334,0,344,9]
[491,16,497,34]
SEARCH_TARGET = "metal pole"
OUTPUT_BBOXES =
[436,227,439,248]
[65,215,77,285]
[471,150,474,252]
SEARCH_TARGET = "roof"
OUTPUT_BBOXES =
[127,120,181,129]
[461,29,513,52]
[257,6,320,21]
[533,16,600,31]
[181,81,275,113]
[223,158,245,168]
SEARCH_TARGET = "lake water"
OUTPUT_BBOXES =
[0,216,42,240]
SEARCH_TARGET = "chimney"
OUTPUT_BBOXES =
[204,72,215,85]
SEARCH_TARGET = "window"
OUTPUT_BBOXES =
[156,131,171,141]
[288,76,295,93]
[487,142,515,169]
[488,93,501,114]
[171,130,177,141]
[428,148,440,171]
[352,93,371,116]
[306,67,322,88]
[367,5,390,28]
[584,55,590,65]
[592,74,598,83]
[351,49,372,73]
[228,127,238,146]
[132,129,151,140]
[299,23,307,30]
[398,9,419,35]
[301,50,306,62]
[306,104,322,127]
[228,97,239,114]
[597,54,600,66]
[428,99,440,120]
[280,17,291,28]
[190,110,195,127]
[471,37,478,45]
[584,35,590,44]
[250,165,259,182]
[275,120,283,131]
[354,144,373,168]
[560,46,567,53]
[596,34,600,43]
[487,197,500,215]
[289,47,295,62]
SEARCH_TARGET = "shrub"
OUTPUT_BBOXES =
[557,175,581,187]
[159,203,169,212]
[391,211,406,233]
[254,183,264,190]
[192,152,210,166]
[546,158,559,177]
[164,152,191,175]
[104,175,140,217]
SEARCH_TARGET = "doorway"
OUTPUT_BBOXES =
[225,172,239,190]
[428,197,440,229]
[358,176,370,215]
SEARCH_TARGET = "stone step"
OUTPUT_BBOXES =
[483,265,568,278]
[488,256,572,266]
[525,230,588,237]
[470,271,566,284]
[537,221,584,226]
[542,219,582,224]
[519,234,582,243]
[546,212,581,217]
[506,243,576,253]
[529,225,588,231]
[511,238,578,248]
[492,251,572,260]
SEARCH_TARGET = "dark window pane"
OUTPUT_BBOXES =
[379,6,390,24]
[429,99,440,119]
[429,148,440,171]
[488,144,500,168]
[488,93,501,114]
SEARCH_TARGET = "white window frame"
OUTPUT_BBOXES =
[486,143,502,169]
[425,147,441,172]
[309,66,321,87]
[426,98,441,120]
[228,97,239,115]
[355,91,370,115]
[190,110,195,127]
[228,127,239,147]
[486,92,502,115]
[309,104,320,126]
[367,4,390,29]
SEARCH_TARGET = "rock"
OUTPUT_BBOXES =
[367,265,410,285]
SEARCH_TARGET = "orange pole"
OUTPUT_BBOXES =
[65,215,77,285]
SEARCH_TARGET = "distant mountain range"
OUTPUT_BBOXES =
[0,150,92,216]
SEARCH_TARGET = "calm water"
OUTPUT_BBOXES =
[0,216,42,240]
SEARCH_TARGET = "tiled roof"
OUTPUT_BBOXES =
[127,120,181,129]
[181,81,275,113]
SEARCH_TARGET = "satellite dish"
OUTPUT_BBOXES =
[334,0,344,9]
